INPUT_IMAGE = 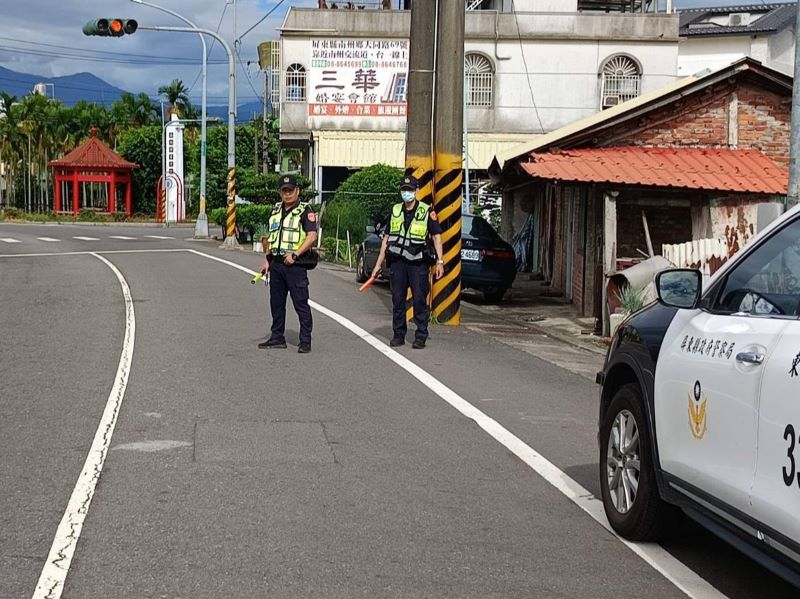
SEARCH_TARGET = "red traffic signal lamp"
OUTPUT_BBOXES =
[83,18,138,37]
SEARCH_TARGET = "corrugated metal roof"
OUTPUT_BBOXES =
[519,146,787,194]
[50,131,138,170]
[679,4,795,37]
[314,131,536,170]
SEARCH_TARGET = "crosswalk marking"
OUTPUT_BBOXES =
[109,235,136,240]
[37,237,60,242]
[72,236,99,241]
[1,238,21,243]
[144,235,174,240]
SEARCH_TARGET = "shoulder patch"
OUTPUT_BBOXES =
[307,212,317,222]
[429,211,438,221]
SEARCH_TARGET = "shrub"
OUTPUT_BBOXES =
[322,164,403,244]
[78,208,107,222]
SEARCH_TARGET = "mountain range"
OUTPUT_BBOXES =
[0,65,262,121]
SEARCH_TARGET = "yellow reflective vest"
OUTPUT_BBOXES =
[268,202,308,254]
[387,201,429,261]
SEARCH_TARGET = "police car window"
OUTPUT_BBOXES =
[714,218,800,317]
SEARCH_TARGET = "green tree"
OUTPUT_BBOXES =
[117,125,162,214]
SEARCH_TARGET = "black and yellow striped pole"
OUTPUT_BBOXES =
[225,167,237,236]
[431,0,465,325]
[404,0,437,323]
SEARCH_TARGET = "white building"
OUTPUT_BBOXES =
[269,0,679,200]
[677,3,797,77]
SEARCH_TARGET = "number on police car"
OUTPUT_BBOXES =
[783,424,800,488]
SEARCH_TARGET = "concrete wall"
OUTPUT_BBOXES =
[279,8,679,136]
[678,31,796,77]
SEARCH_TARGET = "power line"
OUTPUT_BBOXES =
[238,0,287,41]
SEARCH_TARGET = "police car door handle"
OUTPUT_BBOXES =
[736,351,765,364]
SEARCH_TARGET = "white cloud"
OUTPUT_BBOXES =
[0,0,318,104]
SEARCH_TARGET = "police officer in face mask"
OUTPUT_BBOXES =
[371,175,444,349]
[258,174,318,353]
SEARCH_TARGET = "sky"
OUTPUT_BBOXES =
[0,0,789,107]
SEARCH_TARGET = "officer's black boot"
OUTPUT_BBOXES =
[298,342,311,354]
[259,338,287,349]
[390,335,405,347]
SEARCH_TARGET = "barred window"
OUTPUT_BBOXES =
[600,55,641,109]
[465,53,493,108]
[285,64,306,102]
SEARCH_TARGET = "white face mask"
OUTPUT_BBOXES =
[401,190,416,203]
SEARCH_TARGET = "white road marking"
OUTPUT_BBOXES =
[109,235,136,240]
[0,249,192,259]
[36,237,60,242]
[144,235,174,240]
[111,440,190,453]
[1,237,21,243]
[72,236,99,241]
[189,248,728,599]
[32,253,135,599]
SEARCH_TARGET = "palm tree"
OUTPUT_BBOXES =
[158,79,190,118]
[135,93,160,126]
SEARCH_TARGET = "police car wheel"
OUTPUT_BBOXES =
[599,384,673,541]
[356,251,368,283]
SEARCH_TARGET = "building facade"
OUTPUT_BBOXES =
[677,3,797,77]
[268,0,679,201]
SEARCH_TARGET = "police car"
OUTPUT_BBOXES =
[597,204,800,585]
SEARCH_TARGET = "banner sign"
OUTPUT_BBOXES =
[308,38,409,117]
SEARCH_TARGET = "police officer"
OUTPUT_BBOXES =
[258,174,318,353]
[371,175,444,349]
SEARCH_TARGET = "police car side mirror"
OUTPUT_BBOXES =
[366,225,376,234]
[656,269,702,309]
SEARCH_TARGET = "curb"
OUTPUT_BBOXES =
[462,301,608,356]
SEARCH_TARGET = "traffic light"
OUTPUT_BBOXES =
[83,18,138,37]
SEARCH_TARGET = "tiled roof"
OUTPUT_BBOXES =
[519,146,787,194]
[679,3,795,37]
[50,130,138,170]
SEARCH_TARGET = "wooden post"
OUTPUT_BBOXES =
[602,192,618,336]
[54,172,61,213]
[125,173,132,215]
[109,171,117,214]
[72,170,79,216]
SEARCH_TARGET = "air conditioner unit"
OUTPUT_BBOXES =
[603,95,620,107]
[728,12,751,27]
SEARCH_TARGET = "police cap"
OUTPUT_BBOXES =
[399,175,419,191]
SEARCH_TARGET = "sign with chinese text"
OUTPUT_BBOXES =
[308,38,409,118]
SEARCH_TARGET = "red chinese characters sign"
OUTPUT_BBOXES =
[308,38,409,118]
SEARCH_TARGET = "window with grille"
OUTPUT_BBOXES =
[465,53,493,108]
[285,64,307,102]
[600,55,641,109]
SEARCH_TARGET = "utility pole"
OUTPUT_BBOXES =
[402,0,438,325]
[404,0,436,191]
[787,0,800,208]
[431,0,465,325]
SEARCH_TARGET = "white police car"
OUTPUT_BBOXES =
[597,204,800,585]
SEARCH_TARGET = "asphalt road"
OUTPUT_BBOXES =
[0,221,796,598]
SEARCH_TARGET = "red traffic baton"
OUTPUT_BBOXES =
[359,276,377,293]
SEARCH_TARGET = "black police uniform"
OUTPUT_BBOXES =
[266,201,317,347]
[386,201,443,343]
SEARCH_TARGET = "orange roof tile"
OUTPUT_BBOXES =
[520,146,787,194]
[50,130,138,170]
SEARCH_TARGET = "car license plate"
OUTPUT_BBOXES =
[461,249,480,261]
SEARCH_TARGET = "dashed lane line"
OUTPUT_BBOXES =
[36,237,60,242]
[1,237,21,243]
[72,236,99,241]
[108,235,137,240]
[144,235,174,240]
[187,249,728,599]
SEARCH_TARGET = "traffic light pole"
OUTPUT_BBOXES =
[130,0,209,238]
[140,24,238,248]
